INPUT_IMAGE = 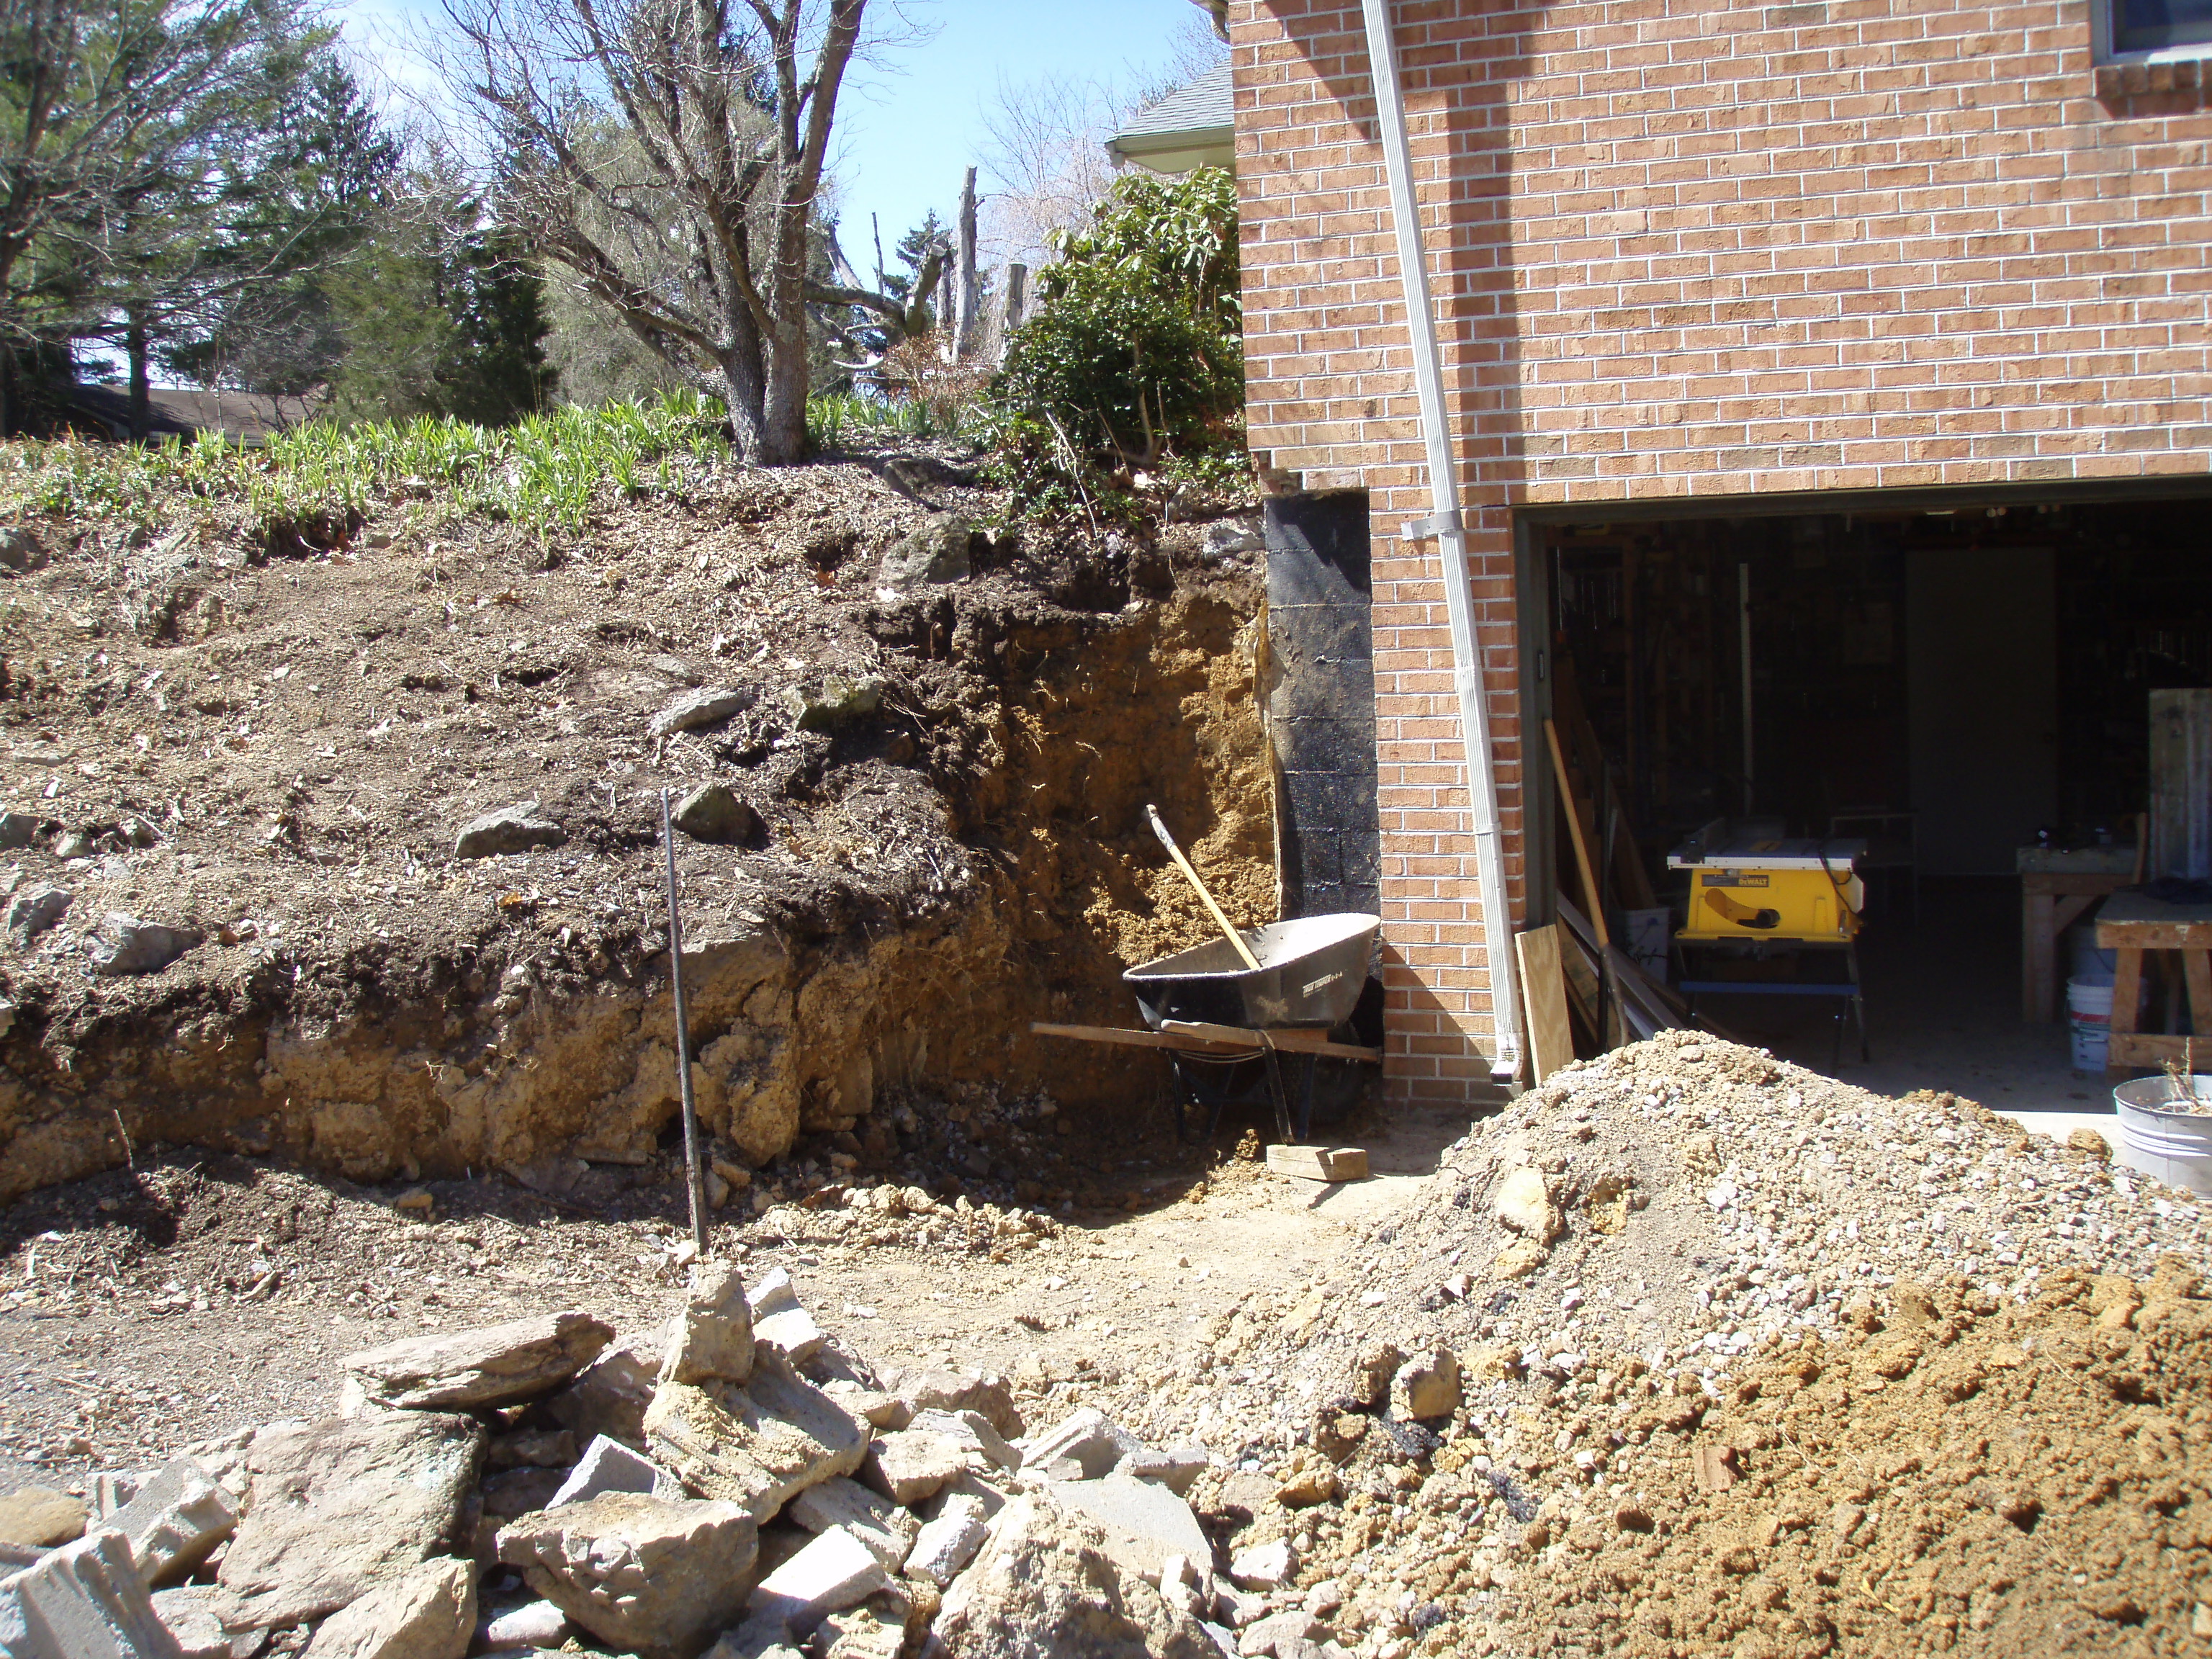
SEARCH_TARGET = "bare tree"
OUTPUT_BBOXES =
[443,0,866,463]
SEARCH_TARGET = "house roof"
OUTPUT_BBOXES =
[57,384,319,445]
[1106,63,1236,175]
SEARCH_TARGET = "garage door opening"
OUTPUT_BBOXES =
[1527,491,2212,1110]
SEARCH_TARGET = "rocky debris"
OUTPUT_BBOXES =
[344,1310,613,1411]
[783,674,884,732]
[150,1586,230,1659]
[671,784,758,846]
[6,884,69,943]
[480,1598,570,1649]
[727,1525,889,1653]
[0,525,48,574]
[86,914,202,976]
[862,1428,962,1506]
[1227,1539,1295,1592]
[642,1354,868,1521]
[107,1457,235,1586]
[894,1370,1023,1439]
[1388,1349,1460,1422]
[1041,1473,1211,1588]
[297,1556,474,1659]
[217,1412,484,1629]
[451,803,566,860]
[907,1408,1018,1474]
[752,1305,824,1365]
[1492,1165,1560,1242]
[934,1496,1216,1659]
[648,685,755,737]
[496,1493,756,1659]
[1017,1406,1199,1493]
[903,1504,987,1587]
[876,513,973,592]
[0,811,39,850]
[549,1435,685,1507]
[547,1332,662,1447]
[659,1263,755,1386]
[488,1429,575,1470]
[785,1478,917,1572]
[0,1527,179,1659]
[0,1486,86,1549]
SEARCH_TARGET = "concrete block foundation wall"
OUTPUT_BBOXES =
[1228,0,2212,1103]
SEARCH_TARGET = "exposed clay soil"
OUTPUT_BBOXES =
[0,439,1284,1203]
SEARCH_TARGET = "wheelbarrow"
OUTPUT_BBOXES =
[1123,911,1381,1143]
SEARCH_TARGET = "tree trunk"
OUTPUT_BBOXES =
[999,263,1028,365]
[127,307,150,441]
[950,167,979,363]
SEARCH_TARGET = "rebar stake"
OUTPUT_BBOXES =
[660,788,709,1256]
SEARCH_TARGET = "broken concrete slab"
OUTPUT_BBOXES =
[745,1268,800,1318]
[907,1408,1018,1473]
[148,1587,230,1659]
[649,685,756,737]
[1,1527,183,1659]
[894,1371,1022,1439]
[545,1331,662,1448]
[742,1526,889,1642]
[906,1509,987,1587]
[1041,1474,1211,1587]
[660,1263,755,1386]
[751,1307,824,1366]
[217,1412,484,1629]
[1017,1406,1146,1480]
[345,1311,612,1411]
[786,1476,917,1572]
[299,1555,475,1659]
[547,1435,683,1508]
[1120,1442,1208,1498]
[925,1469,1008,1524]
[0,1486,86,1550]
[497,1493,755,1659]
[453,803,567,860]
[642,1356,868,1522]
[107,1458,235,1588]
[862,1429,963,1506]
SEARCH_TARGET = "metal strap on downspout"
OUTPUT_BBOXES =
[1360,0,1524,1084]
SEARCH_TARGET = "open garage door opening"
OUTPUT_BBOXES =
[1525,490,2212,1111]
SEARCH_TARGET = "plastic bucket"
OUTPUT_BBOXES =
[2068,927,2118,987]
[2113,1075,2212,1195]
[2068,978,2113,1073]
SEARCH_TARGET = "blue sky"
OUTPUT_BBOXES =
[344,0,1211,269]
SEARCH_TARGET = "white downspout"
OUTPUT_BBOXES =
[1359,0,1524,1084]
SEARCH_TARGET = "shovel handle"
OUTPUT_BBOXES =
[1146,804,1262,971]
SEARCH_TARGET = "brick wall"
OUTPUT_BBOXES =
[1228,0,2212,1102]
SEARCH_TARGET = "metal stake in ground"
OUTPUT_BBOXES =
[660,788,709,1256]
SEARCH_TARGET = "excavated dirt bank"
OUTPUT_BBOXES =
[0,443,1277,1202]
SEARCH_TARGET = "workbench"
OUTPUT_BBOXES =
[2094,889,2212,1077]
[2019,850,2134,1022]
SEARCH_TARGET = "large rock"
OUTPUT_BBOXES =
[642,1354,868,1521]
[107,1458,235,1586]
[548,1436,683,1508]
[453,803,566,860]
[1,1528,181,1659]
[737,1526,888,1647]
[660,1263,755,1386]
[547,1331,662,1447]
[1020,1408,1146,1480]
[649,686,755,737]
[1041,1474,1211,1587]
[896,1371,1022,1439]
[6,885,69,943]
[752,1307,824,1366]
[299,1556,474,1659]
[908,1408,1019,1473]
[862,1429,962,1506]
[672,784,759,845]
[0,1487,86,1549]
[149,1587,229,1659]
[497,1493,755,1659]
[786,1477,917,1571]
[86,914,202,976]
[876,514,972,591]
[1391,1349,1462,1421]
[783,675,884,732]
[935,1496,1215,1659]
[217,1412,484,1629]
[1496,1166,1563,1243]
[906,1509,987,1587]
[344,1311,612,1411]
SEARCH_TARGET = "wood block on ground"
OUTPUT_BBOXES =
[1265,1145,1369,1182]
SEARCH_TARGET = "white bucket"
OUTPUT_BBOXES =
[2113,1075,2212,1195]
[2067,978,2113,1073]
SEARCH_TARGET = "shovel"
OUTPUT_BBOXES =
[1146,804,1262,971]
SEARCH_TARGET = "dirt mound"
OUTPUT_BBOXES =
[0,440,1278,1202]
[1066,1035,2212,1657]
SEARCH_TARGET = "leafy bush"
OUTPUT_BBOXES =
[982,166,1243,518]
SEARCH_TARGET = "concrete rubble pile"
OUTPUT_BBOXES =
[1,1262,1311,1659]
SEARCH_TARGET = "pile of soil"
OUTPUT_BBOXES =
[0,438,1280,1202]
[1066,1035,2212,1656]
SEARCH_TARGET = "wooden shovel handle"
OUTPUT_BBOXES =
[1146,804,1262,971]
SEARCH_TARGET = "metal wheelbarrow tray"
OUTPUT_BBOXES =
[1122,913,1380,1144]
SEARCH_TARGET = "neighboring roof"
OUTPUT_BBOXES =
[57,384,320,445]
[1106,63,1236,175]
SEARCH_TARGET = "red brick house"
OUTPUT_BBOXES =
[1217,0,2212,1104]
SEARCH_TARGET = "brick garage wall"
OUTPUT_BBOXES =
[1227,0,2212,1102]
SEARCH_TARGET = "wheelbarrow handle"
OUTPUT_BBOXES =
[1146,804,1262,972]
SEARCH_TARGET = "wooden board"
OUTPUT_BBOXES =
[1157,1020,1382,1062]
[1516,925,1574,1084]
[1265,1144,1370,1182]
[1030,1022,1250,1056]
[1547,718,1609,943]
